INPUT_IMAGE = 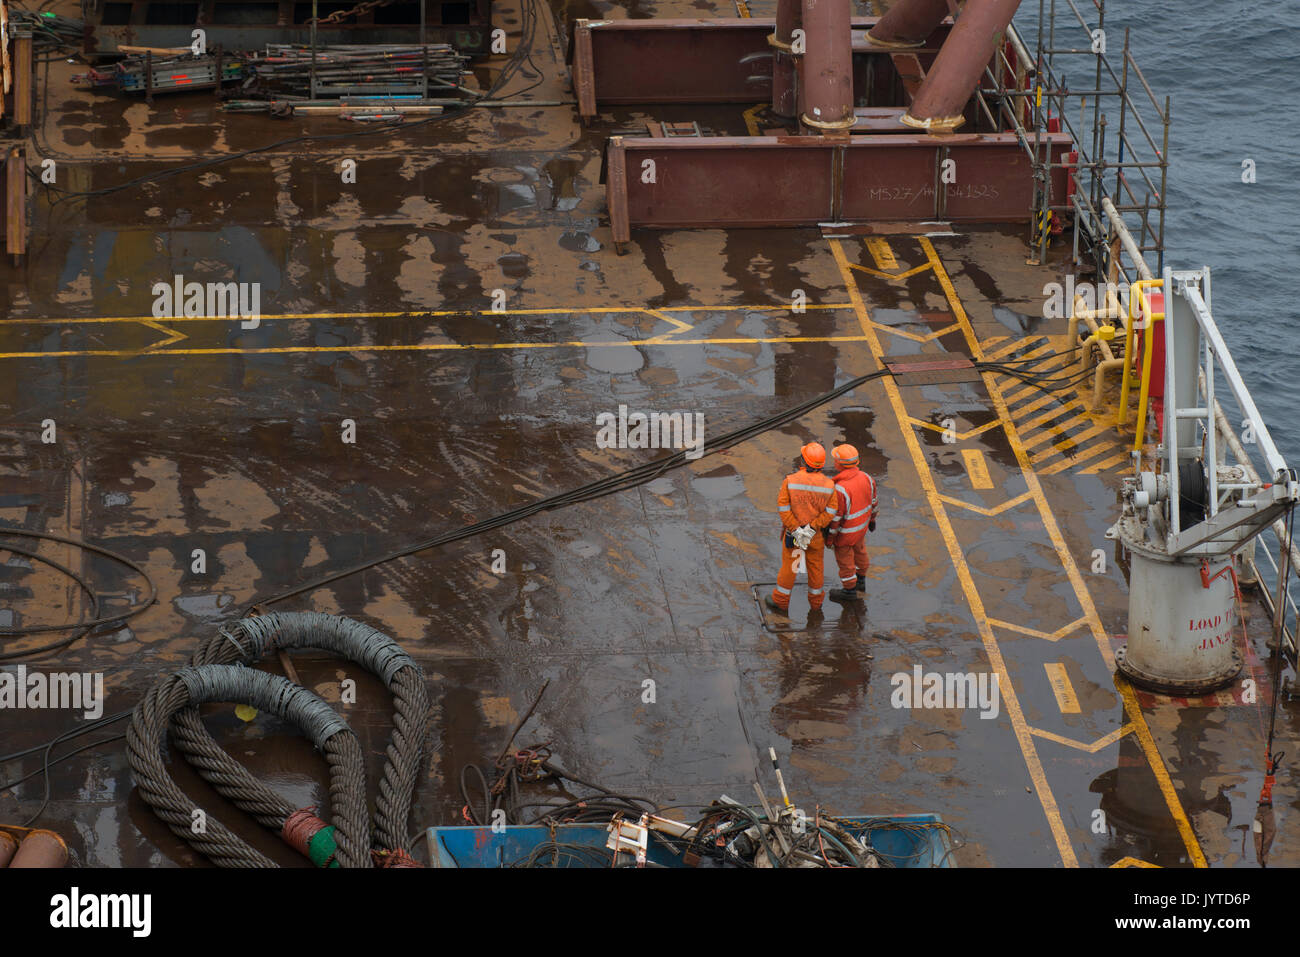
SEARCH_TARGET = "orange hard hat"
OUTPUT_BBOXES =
[800,442,826,469]
[832,444,860,467]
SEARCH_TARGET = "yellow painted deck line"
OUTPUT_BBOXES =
[644,309,695,333]
[1044,663,1082,713]
[136,319,189,352]
[909,417,1002,441]
[1111,856,1160,868]
[961,449,994,489]
[866,236,899,271]
[829,237,1079,869]
[0,302,858,327]
[742,104,763,135]
[871,320,963,343]
[987,615,1088,642]
[1081,450,1133,475]
[1030,724,1134,753]
[921,235,1208,869]
[0,334,873,361]
[847,261,934,282]
[937,490,1033,517]
[1038,439,1126,477]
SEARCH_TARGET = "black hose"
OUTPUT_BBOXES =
[0,528,156,661]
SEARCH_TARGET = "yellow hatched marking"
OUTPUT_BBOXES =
[1011,389,1077,421]
[1110,856,1160,868]
[1002,342,1059,366]
[1021,417,1099,454]
[1038,439,1126,476]
[1029,419,1117,463]
[1019,398,1086,436]
[983,337,1041,361]
[1081,450,1133,474]
[1001,379,1049,407]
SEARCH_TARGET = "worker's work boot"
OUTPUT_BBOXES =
[806,608,824,627]
[829,587,863,603]
[855,578,867,594]
[764,596,789,617]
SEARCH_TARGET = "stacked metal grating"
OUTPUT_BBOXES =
[73,52,245,95]
[248,43,468,98]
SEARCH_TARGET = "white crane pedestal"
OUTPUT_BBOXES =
[1103,268,1296,698]
[1110,512,1241,694]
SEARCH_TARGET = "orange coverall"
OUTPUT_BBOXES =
[826,466,877,589]
[771,467,837,610]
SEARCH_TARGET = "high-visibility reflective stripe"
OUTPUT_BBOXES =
[778,505,790,511]
[824,505,836,514]
[787,483,833,494]
[839,521,869,535]
[846,505,872,519]
[841,576,858,585]
[775,585,792,595]
[808,587,824,595]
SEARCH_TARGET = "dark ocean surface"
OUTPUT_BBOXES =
[1031,0,1300,467]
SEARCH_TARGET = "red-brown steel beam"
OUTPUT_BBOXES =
[867,0,951,48]
[605,132,1073,245]
[904,0,1022,132]
[800,0,854,133]
[570,17,955,122]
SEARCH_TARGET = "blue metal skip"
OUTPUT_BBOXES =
[428,813,955,868]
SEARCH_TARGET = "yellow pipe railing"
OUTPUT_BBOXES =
[1119,278,1165,454]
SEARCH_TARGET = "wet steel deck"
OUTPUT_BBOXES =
[0,0,1292,868]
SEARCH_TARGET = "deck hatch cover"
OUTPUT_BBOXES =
[884,354,982,385]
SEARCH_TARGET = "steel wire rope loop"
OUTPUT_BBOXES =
[127,665,370,867]
[168,612,431,861]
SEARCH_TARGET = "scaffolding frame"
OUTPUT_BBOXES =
[964,0,1170,274]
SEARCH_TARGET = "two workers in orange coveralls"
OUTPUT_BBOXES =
[765,441,877,617]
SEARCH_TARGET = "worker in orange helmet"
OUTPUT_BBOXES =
[765,442,837,617]
[824,443,878,603]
